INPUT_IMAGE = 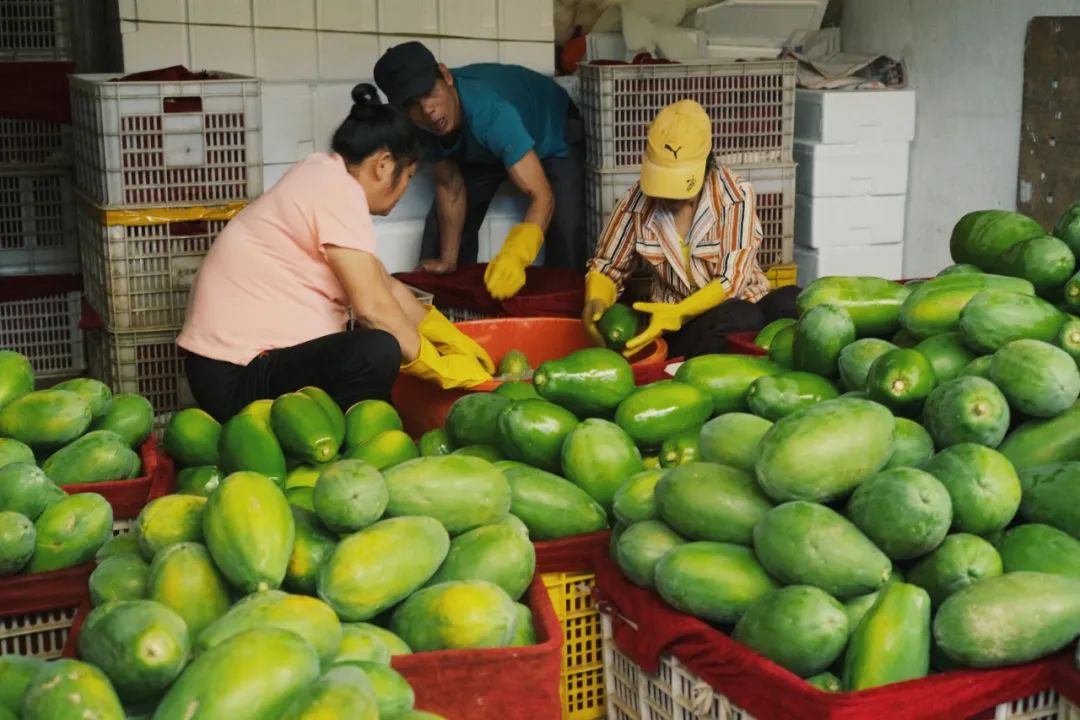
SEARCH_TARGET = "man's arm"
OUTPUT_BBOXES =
[506,149,555,233]
[421,159,467,273]
[327,247,420,361]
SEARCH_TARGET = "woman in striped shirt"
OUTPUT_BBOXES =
[583,100,799,359]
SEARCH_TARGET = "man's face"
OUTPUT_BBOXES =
[406,66,459,136]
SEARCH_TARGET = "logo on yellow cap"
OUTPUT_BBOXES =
[640,100,712,200]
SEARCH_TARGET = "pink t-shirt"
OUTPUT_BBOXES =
[178,153,377,365]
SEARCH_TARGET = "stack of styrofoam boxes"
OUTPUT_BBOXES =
[114,0,554,274]
[793,89,917,283]
[69,71,262,427]
[0,0,85,382]
[580,59,798,291]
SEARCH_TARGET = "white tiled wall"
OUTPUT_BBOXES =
[117,0,554,271]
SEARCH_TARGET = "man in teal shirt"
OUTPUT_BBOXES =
[374,42,586,299]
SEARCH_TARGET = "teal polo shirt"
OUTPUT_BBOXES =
[431,64,571,168]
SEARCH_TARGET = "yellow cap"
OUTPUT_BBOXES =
[640,100,713,200]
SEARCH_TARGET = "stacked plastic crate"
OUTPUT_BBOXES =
[580,59,799,291]
[69,71,261,427]
[0,0,84,382]
[792,89,917,283]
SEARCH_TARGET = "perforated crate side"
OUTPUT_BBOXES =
[0,117,71,167]
[543,571,606,720]
[602,615,644,720]
[0,291,85,377]
[86,327,195,422]
[69,73,263,208]
[0,0,72,61]
[0,607,78,659]
[0,168,78,276]
[78,205,226,331]
[580,60,795,169]
[993,690,1068,720]
[586,163,795,272]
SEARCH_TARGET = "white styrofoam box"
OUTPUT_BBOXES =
[120,0,186,23]
[314,83,359,153]
[189,0,251,26]
[254,0,316,29]
[261,84,316,164]
[378,36,441,62]
[694,0,827,47]
[795,89,917,144]
[120,21,190,73]
[316,0,377,32]
[498,42,554,75]
[795,243,904,284]
[385,165,436,221]
[654,27,707,61]
[262,163,293,192]
[378,0,438,36]
[553,74,581,110]
[318,32,380,82]
[440,0,497,39]
[440,39,499,68]
[794,140,910,197]
[707,43,782,60]
[189,24,256,76]
[795,193,906,248]
[499,0,554,42]
[585,32,629,63]
[372,218,425,273]
[255,29,319,81]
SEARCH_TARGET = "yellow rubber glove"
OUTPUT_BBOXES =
[582,271,617,346]
[484,222,544,300]
[401,337,493,389]
[623,281,727,356]
[417,306,495,373]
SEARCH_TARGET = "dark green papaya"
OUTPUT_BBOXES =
[838,338,897,392]
[959,289,1066,353]
[746,371,840,421]
[495,399,578,472]
[950,210,1044,270]
[914,332,977,383]
[533,348,635,417]
[796,277,911,337]
[994,234,1076,297]
[900,274,1036,339]
[614,381,712,449]
[768,324,796,368]
[597,304,639,351]
[673,354,782,414]
[793,304,856,378]
[445,393,511,448]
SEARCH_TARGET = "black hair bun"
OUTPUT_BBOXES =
[351,83,381,108]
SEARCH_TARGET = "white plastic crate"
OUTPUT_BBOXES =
[794,89,916,145]
[0,607,78,659]
[795,193,906,248]
[0,168,78,275]
[0,0,72,61]
[795,242,904,284]
[69,73,263,208]
[793,140,910,198]
[580,60,796,169]
[603,615,1080,720]
[86,326,195,424]
[0,291,85,377]
[77,203,238,331]
[586,163,795,270]
[0,117,72,167]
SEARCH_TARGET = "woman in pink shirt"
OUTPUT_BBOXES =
[179,84,493,421]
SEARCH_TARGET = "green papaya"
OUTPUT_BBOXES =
[865,348,937,417]
[746,371,839,421]
[998,523,1080,578]
[654,541,778,624]
[344,400,402,449]
[90,393,153,448]
[496,399,579,472]
[994,234,1076,297]
[21,660,124,720]
[959,289,1066,354]
[795,276,911,337]
[0,351,33,412]
[922,377,1010,449]
[899,273,1036,339]
[768,324,796,368]
[950,210,1044,270]
[659,430,699,467]
[999,402,1080,470]
[444,393,511,448]
[673,354,782,414]
[923,444,1020,535]
[0,389,92,453]
[734,586,849,678]
[163,408,220,467]
[272,393,340,464]
[534,348,636,417]
[614,520,685,589]
[597,303,639,350]
[561,418,643,511]
[285,506,337,596]
[219,402,288,488]
[1017,462,1080,538]
[499,462,608,540]
[906,533,1003,606]
[383,455,510,535]
[884,418,934,469]
[846,468,951,560]
[698,413,772,473]
[914,332,977,383]
[990,339,1080,418]
[793,304,855,378]
[843,582,931,690]
[614,381,712,449]
[754,318,796,349]
[656,462,772,545]
[611,468,666,525]
[837,338,897,392]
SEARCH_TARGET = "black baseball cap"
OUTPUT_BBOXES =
[374,41,439,106]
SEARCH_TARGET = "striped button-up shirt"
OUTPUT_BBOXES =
[588,164,771,305]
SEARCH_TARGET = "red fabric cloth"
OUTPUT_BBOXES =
[62,436,177,519]
[392,575,564,719]
[113,65,223,82]
[1055,654,1080,705]
[535,530,610,574]
[0,563,92,617]
[726,331,767,356]
[593,550,1063,720]
[394,264,584,317]
[0,62,74,123]
[0,274,81,302]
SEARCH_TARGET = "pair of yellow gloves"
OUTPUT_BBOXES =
[583,271,727,356]
[401,306,494,389]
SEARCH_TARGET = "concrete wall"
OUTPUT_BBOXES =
[842,0,1080,277]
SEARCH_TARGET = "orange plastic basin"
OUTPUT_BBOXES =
[392,317,669,439]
